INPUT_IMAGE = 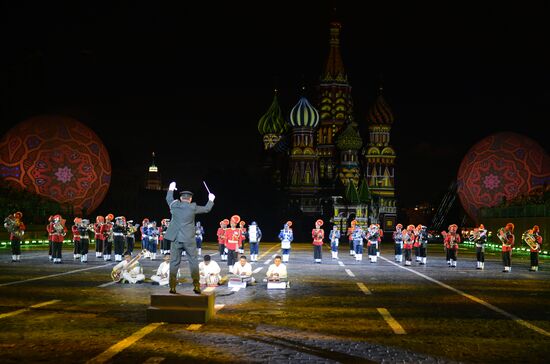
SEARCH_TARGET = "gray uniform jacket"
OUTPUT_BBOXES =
[164,190,214,243]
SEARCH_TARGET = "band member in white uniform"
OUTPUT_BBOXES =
[151,253,171,286]
[266,255,288,281]
[393,223,404,262]
[351,220,365,261]
[278,221,293,263]
[329,225,340,259]
[366,224,380,263]
[113,252,145,284]
[199,254,222,286]
[248,221,262,262]
[232,255,255,283]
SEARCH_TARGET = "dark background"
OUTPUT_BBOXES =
[1,1,549,239]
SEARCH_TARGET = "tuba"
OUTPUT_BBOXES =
[522,230,538,250]
[4,215,24,239]
[111,249,146,282]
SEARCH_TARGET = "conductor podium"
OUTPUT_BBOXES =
[147,291,215,324]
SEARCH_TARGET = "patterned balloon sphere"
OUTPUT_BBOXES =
[457,132,550,221]
[0,116,111,214]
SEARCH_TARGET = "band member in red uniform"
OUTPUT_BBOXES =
[414,224,422,262]
[5,212,25,262]
[529,225,542,272]
[443,224,460,267]
[217,219,228,261]
[403,225,415,266]
[224,215,242,271]
[48,214,67,264]
[93,216,104,258]
[72,217,82,260]
[101,213,114,261]
[312,219,324,264]
[47,215,53,261]
[239,220,247,254]
[393,223,404,262]
[499,222,515,272]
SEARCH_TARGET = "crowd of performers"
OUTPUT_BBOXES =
[2,211,545,273]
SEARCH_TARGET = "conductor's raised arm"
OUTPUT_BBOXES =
[166,182,177,206]
[195,193,215,214]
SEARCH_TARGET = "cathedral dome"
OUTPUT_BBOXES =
[258,92,288,135]
[289,96,319,128]
[366,94,394,125]
[336,122,362,150]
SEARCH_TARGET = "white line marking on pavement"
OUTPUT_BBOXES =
[264,259,272,265]
[253,267,264,274]
[143,357,165,364]
[0,299,60,320]
[345,269,355,277]
[186,324,202,331]
[231,287,241,292]
[338,261,345,267]
[98,281,117,288]
[86,322,164,364]
[377,308,406,334]
[379,255,550,337]
[0,264,113,287]
[356,282,372,295]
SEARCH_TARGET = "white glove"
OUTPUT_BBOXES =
[208,193,215,201]
[169,182,177,191]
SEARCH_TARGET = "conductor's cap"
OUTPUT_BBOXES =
[179,191,194,198]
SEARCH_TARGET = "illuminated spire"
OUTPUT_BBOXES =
[322,22,347,83]
[148,152,158,172]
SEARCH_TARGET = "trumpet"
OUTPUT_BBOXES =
[522,230,538,250]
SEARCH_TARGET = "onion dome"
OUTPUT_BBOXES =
[258,92,288,135]
[366,87,394,124]
[336,122,362,150]
[289,96,320,128]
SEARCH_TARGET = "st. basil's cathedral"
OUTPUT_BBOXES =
[257,22,397,233]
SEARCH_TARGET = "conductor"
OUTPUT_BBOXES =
[165,181,215,294]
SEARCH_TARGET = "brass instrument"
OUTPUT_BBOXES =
[4,215,24,239]
[111,250,146,282]
[497,227,508,245]
[522,230,538,250]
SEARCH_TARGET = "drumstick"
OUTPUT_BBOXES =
[203,181,211,194]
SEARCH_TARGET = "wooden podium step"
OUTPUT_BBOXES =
[147,291,215,324]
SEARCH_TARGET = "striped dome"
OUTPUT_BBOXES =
[289,96,320,128]
[258,93,288,135]
[366,94,394,124]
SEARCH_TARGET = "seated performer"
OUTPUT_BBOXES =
[231,255,255,283]
[113,251,145,284]
[266,255,288,281]
[199,254,222,286]
[151,253,171,286]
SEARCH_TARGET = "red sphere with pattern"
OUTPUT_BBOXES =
[457,132,550,221]
[0,116,111,214]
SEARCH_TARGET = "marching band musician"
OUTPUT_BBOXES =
[148,221,159,260]
[238,220,247,254]
[47,215,54,261]
[414,225,422,262]
[94,216,104,258]
[48,214,67,264]
[5,212,25,262]
[248,221,262,262]
[375,224,383,257]
[151,253,171,286]
[195,221,204,256]
[350,220,365,261]
[140,218,150,255]
[77,218,93,263]
[224,215,242,271]
[159,218,170,255]
[113,251,145,284]
[403,225,415,266]
[278,221,293,263]
[366,224,380,263]
[72,218,82,260]
[312,219,324,264]
[347,223,355,256]
[443,224,461,267]
[199,254,221,286]
[113,216,127,262]
[418,225,429,265]
[329,225,341,259]
[474,224,487,270]
[529,225,542,272]
[393,223,404,263]
[500,223,515,272]
[125,220,138,254]
[101,214,114,261]
[232,255,255,283]
[217,219,229,261]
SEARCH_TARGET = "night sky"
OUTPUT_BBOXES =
[2,2,549,237]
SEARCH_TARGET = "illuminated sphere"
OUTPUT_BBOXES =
[0,116,111,214]
[457,132,550,221]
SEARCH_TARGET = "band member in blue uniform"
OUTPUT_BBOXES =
[278,221,293,263]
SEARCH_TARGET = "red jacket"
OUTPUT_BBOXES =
[224,228,241,251]
[501,232,514,252]
[72,225,81,241]
[444,233,460,250]
[47,222,67,243]
[312,229,324,246]
[94,223,103,239]
[217,228,226,245]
